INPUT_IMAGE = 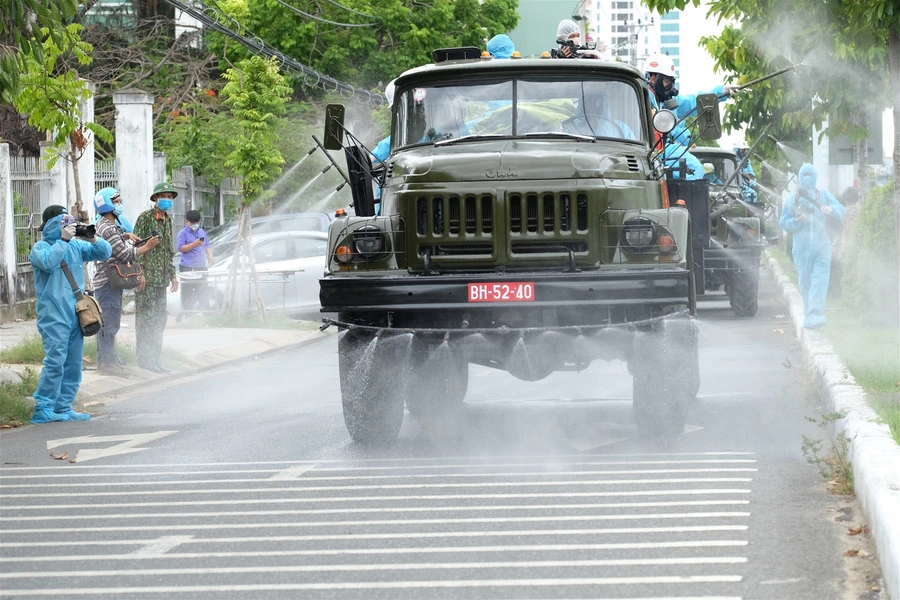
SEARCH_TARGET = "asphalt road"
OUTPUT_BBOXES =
[0,272,884,599]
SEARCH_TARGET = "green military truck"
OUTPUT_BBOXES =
[692,147,764,317]
[320,48,718,443]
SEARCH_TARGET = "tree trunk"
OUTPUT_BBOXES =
[855,112,869,203]
[889,29,900,231]
[69,145,84,221]
[223,208,247,314]
[241,207,267,321]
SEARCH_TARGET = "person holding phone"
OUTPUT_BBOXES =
[176,210,213,313]
[134,182,179,373]
[93,189,160,376]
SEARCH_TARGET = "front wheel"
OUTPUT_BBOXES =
[338,329,409,444]
[728,267,759,317]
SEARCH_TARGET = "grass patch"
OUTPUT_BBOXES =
[0,334,45,364]
[0,369,36,426]
[802,411,855,495]
[174,312,311,330]
[82,338,138,367]
[871,395,900,446]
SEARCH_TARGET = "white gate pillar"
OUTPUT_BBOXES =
[114,90,154,226]
[0,144,16,300]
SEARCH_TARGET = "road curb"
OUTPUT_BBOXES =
[83,329,334,402]
[765,251,900,599]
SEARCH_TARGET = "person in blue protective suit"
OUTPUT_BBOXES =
[487,34,515,59]
[779,163,845,328]
[734,146,760,203]
[93,187,134,233]
[643,53,737,150]
[371,79,396,215]
[29,206,112,423]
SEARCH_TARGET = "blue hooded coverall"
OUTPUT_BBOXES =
[30,214,112,423]
[778,163,845,328]
[649,87,722,181]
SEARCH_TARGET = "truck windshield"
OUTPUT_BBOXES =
[699,156,738,188]
[395,78,644,148]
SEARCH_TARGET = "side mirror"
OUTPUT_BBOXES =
[695,93,722,140]
[324,104,345,150]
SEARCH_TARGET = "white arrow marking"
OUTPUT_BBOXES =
[46,431,176,463]
[130,535,194,556]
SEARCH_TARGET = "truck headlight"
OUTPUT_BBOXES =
[621,217,656,251]
[353,226,386,259]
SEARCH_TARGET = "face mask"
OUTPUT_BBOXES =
[653,76,679,102]
[157,199,173,212]
[113,204,124,216]
[799,174,816,190]
[190,223,200,232]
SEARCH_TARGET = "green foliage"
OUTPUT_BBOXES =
[221,56,292,204]
[13,24,112,168]
[840,184,899,325]
[0,368,37,427]
[157,99,241,185]
[208,0,519,90]
[801,411,855,495]
[0,334,44,364]
[0,0,79,104]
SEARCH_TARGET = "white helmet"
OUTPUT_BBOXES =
[642,53,677,79]
[385,79,396,107]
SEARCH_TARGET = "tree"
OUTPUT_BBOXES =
[209,0,519,90]
[0,0,79,104]
[219,55,291,319]
[13,24,112,219]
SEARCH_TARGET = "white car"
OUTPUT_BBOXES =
[167,231,328,316]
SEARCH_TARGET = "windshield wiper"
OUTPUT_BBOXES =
[433,134,507,147]
[523,132,595,142]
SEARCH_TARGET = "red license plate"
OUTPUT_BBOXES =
[467,282,535,303]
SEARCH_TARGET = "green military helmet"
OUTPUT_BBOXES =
[151,181,178,200]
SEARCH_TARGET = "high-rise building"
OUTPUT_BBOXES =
[576,0,660,67]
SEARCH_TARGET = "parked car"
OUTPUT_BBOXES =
[206,212,332,250]
[168,231,328,316]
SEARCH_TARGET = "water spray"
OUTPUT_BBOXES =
[710,123,772,220]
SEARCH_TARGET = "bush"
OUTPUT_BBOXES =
[841,184,899,325]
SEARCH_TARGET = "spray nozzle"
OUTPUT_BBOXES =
[321,165,332,174]
[335,182,346,192]
[306,146,318,156]
[767,134,779,144]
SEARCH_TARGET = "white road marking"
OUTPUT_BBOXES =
[0,478,753,498]
[0,459,759,479]
[130,535,194,556]
[0,500,751,521]
[0,540,750,562]
[45,432,176,463]
[0,469,759,488]
[0,557,749,579]
[0,577,744,596]
[0,511,751,534]
[0,452,757,471]
[267,464,315,480]
[0,489,753,511]
[0,525,750,547]
[760,577,807,585]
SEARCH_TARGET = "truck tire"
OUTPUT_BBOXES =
[728,268,759,317]
[338,329,407,444]
[630,319,695,436]
[406,340,469,418]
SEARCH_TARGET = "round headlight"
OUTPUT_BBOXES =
[353,226,386,259]
[621,217,656,251]
[652,109,677,134]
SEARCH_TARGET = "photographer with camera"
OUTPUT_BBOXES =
[29,206,112,423]
[134,182,179,373]
[779,163,845,328]
[551,19,604,59]
[93,188,160,376]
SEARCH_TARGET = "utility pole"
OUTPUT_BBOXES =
[614,17,654,67]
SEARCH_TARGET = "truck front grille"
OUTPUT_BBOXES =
[416,195,493,237]
[509,193,588,235]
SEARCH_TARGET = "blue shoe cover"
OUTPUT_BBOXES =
[31,408,71,424]
[57,410,91,422]
[804,313,827,329]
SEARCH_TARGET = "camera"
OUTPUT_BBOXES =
[74,223,96,238]
[552,39,597,59]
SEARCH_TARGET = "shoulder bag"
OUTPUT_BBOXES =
[61,260,103,337]
[107,260,143,290]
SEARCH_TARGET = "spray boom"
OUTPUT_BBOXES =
[727,64,798,95]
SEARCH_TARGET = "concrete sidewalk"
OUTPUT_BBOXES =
[0,313,330,400]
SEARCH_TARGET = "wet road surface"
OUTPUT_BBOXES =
[0,273,882,599]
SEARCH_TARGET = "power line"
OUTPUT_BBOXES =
[320,0,377,20]
[270,0,378,27]
[163,0,384,105]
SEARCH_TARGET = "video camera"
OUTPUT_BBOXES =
[551,39,597,59]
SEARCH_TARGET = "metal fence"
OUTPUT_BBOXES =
[172,166,242,230]
[94,158,117,193]
[10,156,51,266]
